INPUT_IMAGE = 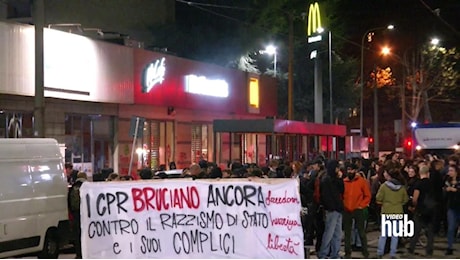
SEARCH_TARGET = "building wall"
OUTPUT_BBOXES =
[0,19,278,175]
[0,21,134,103]
[0,94,118,144]
[133,48,278,116]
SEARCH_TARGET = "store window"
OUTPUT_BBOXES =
[65,114,113,175]
[0,112,34,138]
[191,124,209,163]
[139,120,175,171]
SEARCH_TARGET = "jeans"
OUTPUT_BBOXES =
[447,208,460,249]
[351,219,362,247]
[318,210,342,259]
[377,219,398,257]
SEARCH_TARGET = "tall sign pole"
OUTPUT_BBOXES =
[307,2,323,124]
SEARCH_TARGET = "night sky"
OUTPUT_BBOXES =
[337,0,460,54]
[172,0,460,70]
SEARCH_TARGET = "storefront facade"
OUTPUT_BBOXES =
[0,21,277,177]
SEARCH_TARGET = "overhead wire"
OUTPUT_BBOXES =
[175,0,276,31]
[175,0,363,50]
[178,1,253,26]
[175,0,374,62]
[175,0,254,11]
[418,0,460,38]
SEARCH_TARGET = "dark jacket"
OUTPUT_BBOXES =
[429,168,444,203]
[299,175,315,206]
[320,160,344,212]
[67,178,86,213]
[67,170,78,185]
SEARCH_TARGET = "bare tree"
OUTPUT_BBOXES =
[403,45,460,123]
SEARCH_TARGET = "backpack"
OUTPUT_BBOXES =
[69,182,83,212]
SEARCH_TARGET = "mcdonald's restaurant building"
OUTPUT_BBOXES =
[0,21,279,178]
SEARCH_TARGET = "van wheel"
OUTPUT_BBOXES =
[38,230,59,259]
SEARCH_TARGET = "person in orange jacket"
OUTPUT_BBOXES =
[342,162,371,258]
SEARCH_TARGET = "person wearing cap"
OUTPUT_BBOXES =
[342,163,371,258]
[309,159,323,179]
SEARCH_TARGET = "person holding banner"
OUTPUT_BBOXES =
[292,161,314,246]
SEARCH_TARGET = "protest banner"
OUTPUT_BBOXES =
[80,178,304,258]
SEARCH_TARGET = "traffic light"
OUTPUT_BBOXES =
[404,138,413,149]
[369,136,374,144]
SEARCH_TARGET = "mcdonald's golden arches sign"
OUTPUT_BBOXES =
[307,2,322,37]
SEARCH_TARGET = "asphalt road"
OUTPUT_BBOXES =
[307,223,460,259]
[16,223,460,259]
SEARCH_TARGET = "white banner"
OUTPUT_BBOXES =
[80,179,304,259]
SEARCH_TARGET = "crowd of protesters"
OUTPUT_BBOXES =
[65,151,460,258]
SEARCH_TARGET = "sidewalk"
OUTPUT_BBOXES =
[306,222,460,259]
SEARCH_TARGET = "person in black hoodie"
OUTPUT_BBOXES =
[317,160,344,259]
[68,172,87,259]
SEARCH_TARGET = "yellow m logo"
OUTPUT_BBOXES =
[307,2,322,37]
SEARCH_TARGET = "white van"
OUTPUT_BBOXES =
[0,138,69,258]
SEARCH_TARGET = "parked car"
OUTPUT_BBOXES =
[154,169,184,178]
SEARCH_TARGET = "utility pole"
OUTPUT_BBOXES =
[33,0,45,137]
[373,65,379,158]
[328,31,333,124]
[401,81,406,147]
[288,12,294,120]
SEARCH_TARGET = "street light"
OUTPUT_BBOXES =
[430,37,440,46]
[381,46,391,56]
[380,45,407,152]
[260,45,277,77]
[359,24,394,138]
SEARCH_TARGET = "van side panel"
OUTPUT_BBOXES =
[0,160,37,244]
[0,139,68,258]
[29,155,68,251]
